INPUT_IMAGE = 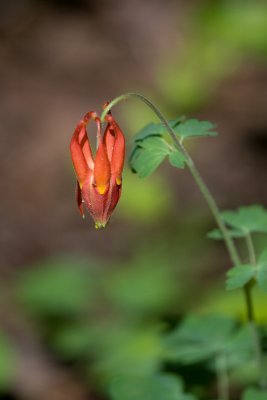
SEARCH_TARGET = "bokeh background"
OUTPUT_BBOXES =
[1,0,267,399]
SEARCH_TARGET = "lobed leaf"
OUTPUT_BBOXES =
[134,116,185,142]
[172,119,218,139]
[133,117,217,142]
[163,315,236,364]
[169,150,187,169]
[129,137,171,178]
[221,205,267,234]
[226,264,255,291]
[207,228,246,240]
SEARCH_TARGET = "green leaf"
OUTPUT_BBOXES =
[242,387,267,400]
[129,137,170,178]
[207,228,246,240]
[164,315,236,364]
[224,326,253,369]
[110,374,197,400]
[134,123,166,141]
[169,150,187,169]
[226,265,255,291]
[0,332,16,390]
[173,119,218,139]
[257,248,267,292]
[18,260,92,315]
[221,205,267,233]
[134,117,185,142]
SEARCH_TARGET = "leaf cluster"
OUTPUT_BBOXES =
[163,315,253,369]
[129,117,217,178]
[208,205,267,292]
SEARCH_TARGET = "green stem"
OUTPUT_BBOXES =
[101,92,263,380]
[101,93,240,266]
[245,232,257,266]
[216,353,229,400]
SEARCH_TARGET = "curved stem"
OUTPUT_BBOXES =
[102,92,265,385]
[101,93,240,266]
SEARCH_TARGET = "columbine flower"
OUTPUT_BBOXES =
[70,108,125,228]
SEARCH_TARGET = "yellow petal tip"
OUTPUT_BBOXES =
[96,184,108,195]
[116,177,122,185]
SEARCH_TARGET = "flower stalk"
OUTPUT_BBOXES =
[101,92,263,385]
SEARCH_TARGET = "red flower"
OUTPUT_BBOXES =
[70,108,125,228]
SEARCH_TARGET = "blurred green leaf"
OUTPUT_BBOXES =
[104,255,176,314]
[169,150,187,169]
[119,171,171,222]
[224,326,253,369]
[129,137,170,178]
[158,1,267,111]
[164,315,236,364]
[0,332,16,391]
[242,387,267,400]
[257,248,267,292]
[91,327,164,381]
[164,314,252,370]
[221,206,267,234]
[110,373,197,400]
[173,119,217,139]
[226,265,255,291]
[18,260,93,315]
[207,228,246,240]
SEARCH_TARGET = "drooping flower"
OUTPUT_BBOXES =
[70,107,125,228]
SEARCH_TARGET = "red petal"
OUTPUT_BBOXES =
[94,118,111,195]
[78,125,94,170]
[103,123,115,162]
[81,175,109,227]
[102,176,122,224]
[75,180,85,218]
[105,114,125,178]
[70,121,90,185]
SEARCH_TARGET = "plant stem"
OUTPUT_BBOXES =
[245,232,257,266]
[101,93,240,266]
[101,92,263,377]
[216,353,229,400]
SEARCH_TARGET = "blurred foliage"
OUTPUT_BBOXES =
[242,387,267,400]
[164,315,253,370]
[199,286,267,322]
[158,0,267,110]
[16,252,178,386]
[109,373,197,400]
[119,170,171,223]
[0,332,16,391]
[129,116,217,178]
[18,258,96,316]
